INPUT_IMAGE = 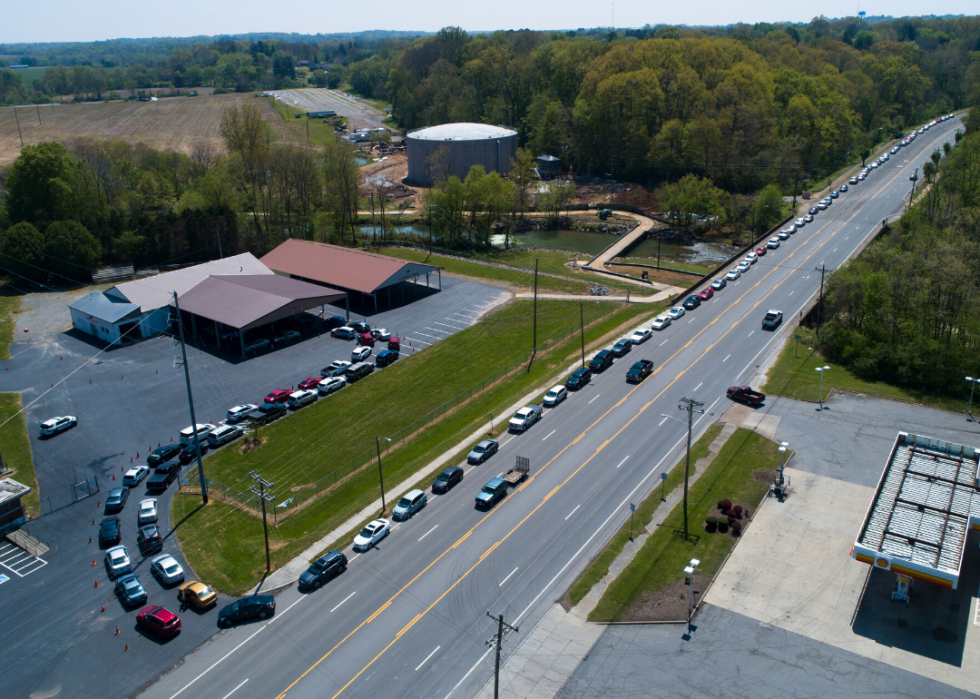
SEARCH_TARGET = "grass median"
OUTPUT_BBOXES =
[174,298,665,594]
[0,394,37,518]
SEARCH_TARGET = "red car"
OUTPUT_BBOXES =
[357,333,375,347]
[137,605,181,638]
[698,288,713,301]
[388,336,400,352]
[755,246,767,256]
[264,390,291,404]
[297,378,321,391]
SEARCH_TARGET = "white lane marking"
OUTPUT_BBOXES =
[660,339,668,346]
[500,435,516,447]
[220,679,249,699]
[658,416,669,426]
[723,354,730,362]
[789,290,794,296]
[464,466,476,474]
[168,627,266,699]
[588,395,601,404]
[416,645,441,671]
[747,330,754,338]
[616,456,629,469]
[268,596,304,623]
[833,248,838,253]
[694,382,702,392]
[542,429,556,441]
[445,648,492,699]
[688,317,696,323]
[565,505,580,520]
[499,567,519,587]
[419,525,438,542]
[425,327,451,334]
[330,591,356,613]
[713,298,719,303]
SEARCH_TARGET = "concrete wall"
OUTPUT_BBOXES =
[407,133,518,185]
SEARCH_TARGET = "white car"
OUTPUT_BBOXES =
[668,306,686,320]
[105,545,132,578]
[353,519,390,551]
[795,218,806,227]
[227,404,257,423]
[208,424,243,446]
[40,416,77,437]
[737,261,751,273]
[711,277,727,291]
[123,465,149,487]
[151,554,185,586]
[869,162,878,170]
[777,230,790,240]
[816,202,827,210]
[322,360,351,378]
[509,405,543,432]
[351,346,372,362]
[138,498,158,525]
[767,238,780,249]
[745,252,758,264]
[180,423,215,445]
[651,316,672,330]
[287,389,317,409]
[318,376,347,395]
[542,385,567,407]
[785,224,797,234]
[629,328,652,344]
[726,268,741,281]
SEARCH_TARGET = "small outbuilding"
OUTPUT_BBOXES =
[536,154,560,179]
[69,291,143,345]
[0,478,31,529]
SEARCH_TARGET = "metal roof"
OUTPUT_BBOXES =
[0,478,31,507]
[68,291,141,324]
[536,154,560,162]
[110,254,273,312]
[260,239,440,295]
[171,275,346,331]
[407,123,516,141]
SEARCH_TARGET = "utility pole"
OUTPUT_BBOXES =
[35,103,42,125]
[677,397,705,540]
[792,167,799,207]
[814,264,826,336]
[13,106,23,147]
[426,204,436,255]
[908,167,919,207]
[486,611,519,699]
[249,471,275,572]
[532,258,538,353]
[173,292,208,505]
[579,303,586,368]
[216,224,224,259]
[376,436,390,513]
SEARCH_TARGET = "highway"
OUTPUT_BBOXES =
[136,115,965,699]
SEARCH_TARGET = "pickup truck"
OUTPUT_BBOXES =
[727,386,765,405]
[762,310,783,331]
[476,457,530,509]
[146,462,181,492]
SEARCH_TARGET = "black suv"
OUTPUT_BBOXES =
[375,350,399,367]
[99,517,121,547]
[432,466,463,494]
[146,462,181,492]
[626,359,654,383]
[137,524,164,555]
[611,339,632,357]
[298,551,347,589]
[148,444,181,467]
[682,295,701,310]
[566,367,592,390]
[589,350,614,373]
[248,403,286,424]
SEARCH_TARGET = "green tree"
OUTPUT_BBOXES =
[321,137,360,244]
[5,143,81,227]
[0,221,44,281]
[43,220,101,281]
[754,184,784,233]
[221,104,273,236]
[656,174,728,229]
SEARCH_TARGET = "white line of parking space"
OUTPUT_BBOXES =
[452,313,478,321]
[417,333,443,341]
[425,327,451,334]
[435,321,468,330]
[406,337,431,346]
[0,543,48,577]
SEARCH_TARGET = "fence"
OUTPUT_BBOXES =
[22,469,99,518]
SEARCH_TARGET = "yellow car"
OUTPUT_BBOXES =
[177,581,217,610]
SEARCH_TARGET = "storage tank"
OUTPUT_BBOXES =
[406,123,518,186]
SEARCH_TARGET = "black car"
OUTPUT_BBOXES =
[682,295,701,310]
[566,367,592,390]
[146,462,181,492]
[137,524,164,555]
[588,350,614,373]
[218,595,276,626]
[375,349,399,367]
[178,442,209,464]
[247,403,286,425]
[626,359,654,383]
[611,339,632,357]
[350,320,371,334]
[104,487,130,513]
[99,517,121,547]
[809,207,818,215]
[148,444,182,467]
[432,466,463,494]
[298,551,347,589]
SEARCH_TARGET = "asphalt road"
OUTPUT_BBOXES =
[129,116,967,699]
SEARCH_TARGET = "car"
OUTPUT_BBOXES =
[371,328,391,342]
[321,360,352,378]
[357,332,375,347]
[375,349,399,367]
[803,214,814,223]
[100,517,121,547]
[432,466,464,494]
[264,390,291,405]
[566,367,592,390]
[388,336,401,352]
[629,328,652,344]
[39,416,77,437]
[795,217,806,227]
[208,424,243,447]
[652,315,672,330]
[104,487,130,513]
[767,238,780,249]
[344,362,374,383]
[808,207,818,215]
[883,153,890,161]
[509,405,543,431]
[737,261,751,273]
[298,551,347,589]
[137,524,164,555]
[725,269,741,282]
[248,403,286,424]
[711,278,727,291]
[151,554,185,586]
[611,338,633,357]
[351,346,372,363]
[147,444,181,467]
[762,309,783,330]
[137,605,182,637]
[226,404,257,423]
[324,315,347,329]
[137,498,158,525]
[352,519,390,551]
[392,489,427,520]
[746,252,759,263]
[785,224,797,234]
[298,377,322,391]
[316,376,346,397]
[698,289,714,302]
[668,306,686,320]
[146,462,181,492]
[274,329,301,345]
[777,231,790,240]
[123,465,149,487]
[543,385,567,407]
[287,389,317,410]
[245,339,271,354]
[180,423,215,446]
[857,173,866,181]
[589,349,614,372]
[115,574,147,607]
[105,545,132,578]
[350,320,371,334]
[331,326,357,340]
[840,184,849,192]
[626,359,654,383]
[849,176,858,185]
[830,190,839,199]
[682,295,701,310]
[475,478,508,509]
[869,162,878,170]
[178,580,218,609]
[178,442,209,464]
[218,595,276,626]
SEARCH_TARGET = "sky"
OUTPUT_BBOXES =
[4,0,976,44]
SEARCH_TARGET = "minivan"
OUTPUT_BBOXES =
[392,489,427,520]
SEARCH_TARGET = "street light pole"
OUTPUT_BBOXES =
[815,366,830,409]
[676,398,704,540]
[684,558,700,630]
[779,442,789,469]
[376,436,391,513]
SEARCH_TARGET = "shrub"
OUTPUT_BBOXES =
[719,499,732,511]
[705,516,717,525]
[717,520,729,533]
[726,509,738,520]
[733,504,743,514]
[732,521,743,535]
[743,508,751,519]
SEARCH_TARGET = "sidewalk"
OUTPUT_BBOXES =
[513,289,678,304]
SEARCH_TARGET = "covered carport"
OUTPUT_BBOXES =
[170,275,347,358]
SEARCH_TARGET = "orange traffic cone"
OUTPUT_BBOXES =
[94,579,99,588]
[121,466,124,471]
[91,558,96,566]
[115,626,120,635]
[89,536,92,544]
[97,501,101,507]
[121,375,124,379]
[124,644,129,651]
[101,604,106,612]
[92,519,96,525]
[136,452,139,458]
[112,474,115,481]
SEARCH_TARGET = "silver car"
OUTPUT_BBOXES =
[138,498,158,525]
[151,554,185,586]
[105,545,132,579]
[542,385,567,407]
[468,439,499,463]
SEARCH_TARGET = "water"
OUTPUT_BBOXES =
[358,225,429,238]
[627,238,738,266]
[492,229,737,265]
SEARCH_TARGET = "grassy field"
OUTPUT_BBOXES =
[588,428,782,621]
[764,325,964,412]
[566,423,724,607]
[267,96,347,148]
[174,298,665,594]
[0,291,21,359]
[10,66,48,87]
[0,394,37,518]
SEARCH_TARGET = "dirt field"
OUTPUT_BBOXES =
[273,88,388,132]
[0,93,280,166]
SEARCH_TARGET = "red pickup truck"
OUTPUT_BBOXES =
[727,386,765,405]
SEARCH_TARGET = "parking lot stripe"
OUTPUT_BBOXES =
[424,327,450,334]
[435,321,467,330]
[416,333,442,341]
[405,337,431,346]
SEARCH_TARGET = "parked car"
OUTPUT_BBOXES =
[849,176,858,185]
[318,376,346,395]
[509,405,543,432]
[137,498,158,525]
[589,350,614,372]
[803,214,814,223]
[226,404,257,423]
[104,487,130,513]
[392,489,427,521]
[725,269,741,282]
[137,524,164,555]
[105,545,132,578]
[754,247,766,257]
[611,339,633,357]
[343,362,374,383]
[218,596,276,626]
[357,332,375,347]
[566,367,592,390]
[817,201,828,209]
[808,207,818,215]
[698,288,713,301]
[840,184,849,192]
[245,339,271,354]
[737,261,751,273]
[147,444,181,467]
[777,230,790,241]
[795,217,806,227]
[375,349,399,367]
[99,517,121,547]
[711,278,727,291]
[682,295,701,310]
[352,519,390,551]
[351,346,372,363]
[137,605,182,637]
[115,573,147,607]
[767,238,780,249]
[287,389,317,410]
[247,403,286,424]
[178,581,218,610]
[324,315,347,329]
[629,328,652,344]
[668,306,686,320]
[264,390,290,405]
[39,415,77,437]
[371,328,391,342]
[652,315,672,330]
[350,320,371,334]
[298,551,347,590]
[626,359,654,383]
[123,465,149,487]
[475,478,508,509]
[146,462,181,492]
[321,360,351,378]
[432,466,464,494]
[151,554,185,586]
[331,327,357,340]
[274,329,300,345]
[388,336,401,352]
[179,423,215,446]
[830,190,839,198]
[468,439,499,464]
[208,424,243,447]
[298,377,322,391]
[542,385,567,407]
[762,309,783,330]
[727,386,766,405]
[178,442,209,464]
